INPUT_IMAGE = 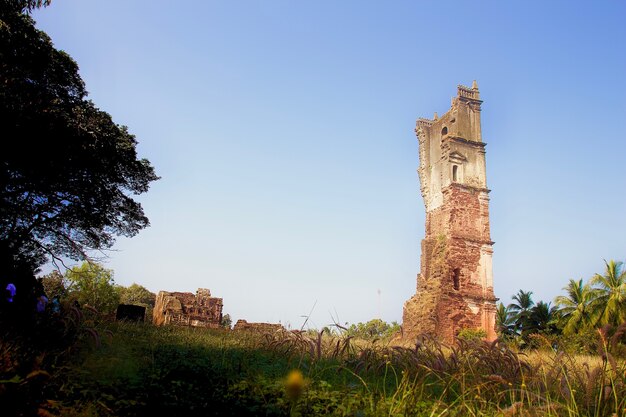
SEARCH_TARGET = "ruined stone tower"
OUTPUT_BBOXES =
[402,81,497,343]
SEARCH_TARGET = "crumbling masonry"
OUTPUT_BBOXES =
[153,288,223,328]
[233,319,284,332]
[402,82,497,343]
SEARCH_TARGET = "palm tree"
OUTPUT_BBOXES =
[590,260,626,327]
[495,302,516,338]
[527,301,558,335]
[554,278,594,334]
[508,290,534,334]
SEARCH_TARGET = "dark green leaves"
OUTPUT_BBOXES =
[0,5,158,269]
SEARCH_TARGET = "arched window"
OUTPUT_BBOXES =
[453,268,460,290]
[441,126,448,136]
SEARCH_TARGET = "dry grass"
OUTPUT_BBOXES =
[8,319,626,416]
[261,328,626,416]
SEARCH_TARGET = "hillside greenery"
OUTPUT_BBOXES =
[0,259,625,416]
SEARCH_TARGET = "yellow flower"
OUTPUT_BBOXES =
[285,369,305,399]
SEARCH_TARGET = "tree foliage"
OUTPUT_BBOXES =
[346,319,400,341]
[495,302,516,338]
[525,301,558,335]
[507,290,535,335]
[554,278,594,335]
[116,283,155,307]
[499,291,560,344]
[220,313,232,329]
[589,260,626,327]
[40,269,66,300]
[65,262,119,315]
[497,258,626,351]
[2,1,51,13]
[0,2,158,279]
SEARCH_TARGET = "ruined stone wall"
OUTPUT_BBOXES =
[233,319,284,333]
[402,82,496,344]
[153,288,223,328]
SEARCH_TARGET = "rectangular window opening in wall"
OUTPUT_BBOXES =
[452,165,458,182]
[453,268,460,290]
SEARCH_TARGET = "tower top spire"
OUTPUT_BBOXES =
[457,81,481,101]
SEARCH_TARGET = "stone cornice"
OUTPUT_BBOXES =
[446,135,486,148]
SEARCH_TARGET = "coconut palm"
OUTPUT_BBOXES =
[508,290,534,334]
[495,302,516,338]
[554,278,595,334]
[590,260,626,327]
[527,301,558,335]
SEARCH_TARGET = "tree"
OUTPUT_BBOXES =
[220,313,232,329]
[495,302,516,338]
[589,260,626,327]
[65,262,119,315]
[526,301,558,335]
[0,2,158,284]
[3,1,51,12]
[116,283,155,307]
[508,290,535,334]
[346,319,400,341]
[116,283,155,318]
[40,269,67,300]
[554,278,595,335]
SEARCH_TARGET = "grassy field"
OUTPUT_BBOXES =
[2,318,626,417]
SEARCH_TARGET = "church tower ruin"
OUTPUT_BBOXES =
[402,81,497,343]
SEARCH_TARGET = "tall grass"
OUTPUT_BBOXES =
[5,320,625,416]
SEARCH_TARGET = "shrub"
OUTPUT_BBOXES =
[457,327,487,342]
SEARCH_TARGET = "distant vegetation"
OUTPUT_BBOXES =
[496,259,626,354]
[345,319,401,341]
[40,262,156,317]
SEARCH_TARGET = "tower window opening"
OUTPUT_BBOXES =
[441,126,448,136]
[453,268,460,290]
[452,165,458,182]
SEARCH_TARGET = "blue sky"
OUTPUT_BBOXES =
[34,1,626,329]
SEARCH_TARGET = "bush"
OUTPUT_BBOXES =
[457,327,487,342]
[346,319,400,341]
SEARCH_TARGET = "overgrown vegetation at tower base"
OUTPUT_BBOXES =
[3,319,626,417]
